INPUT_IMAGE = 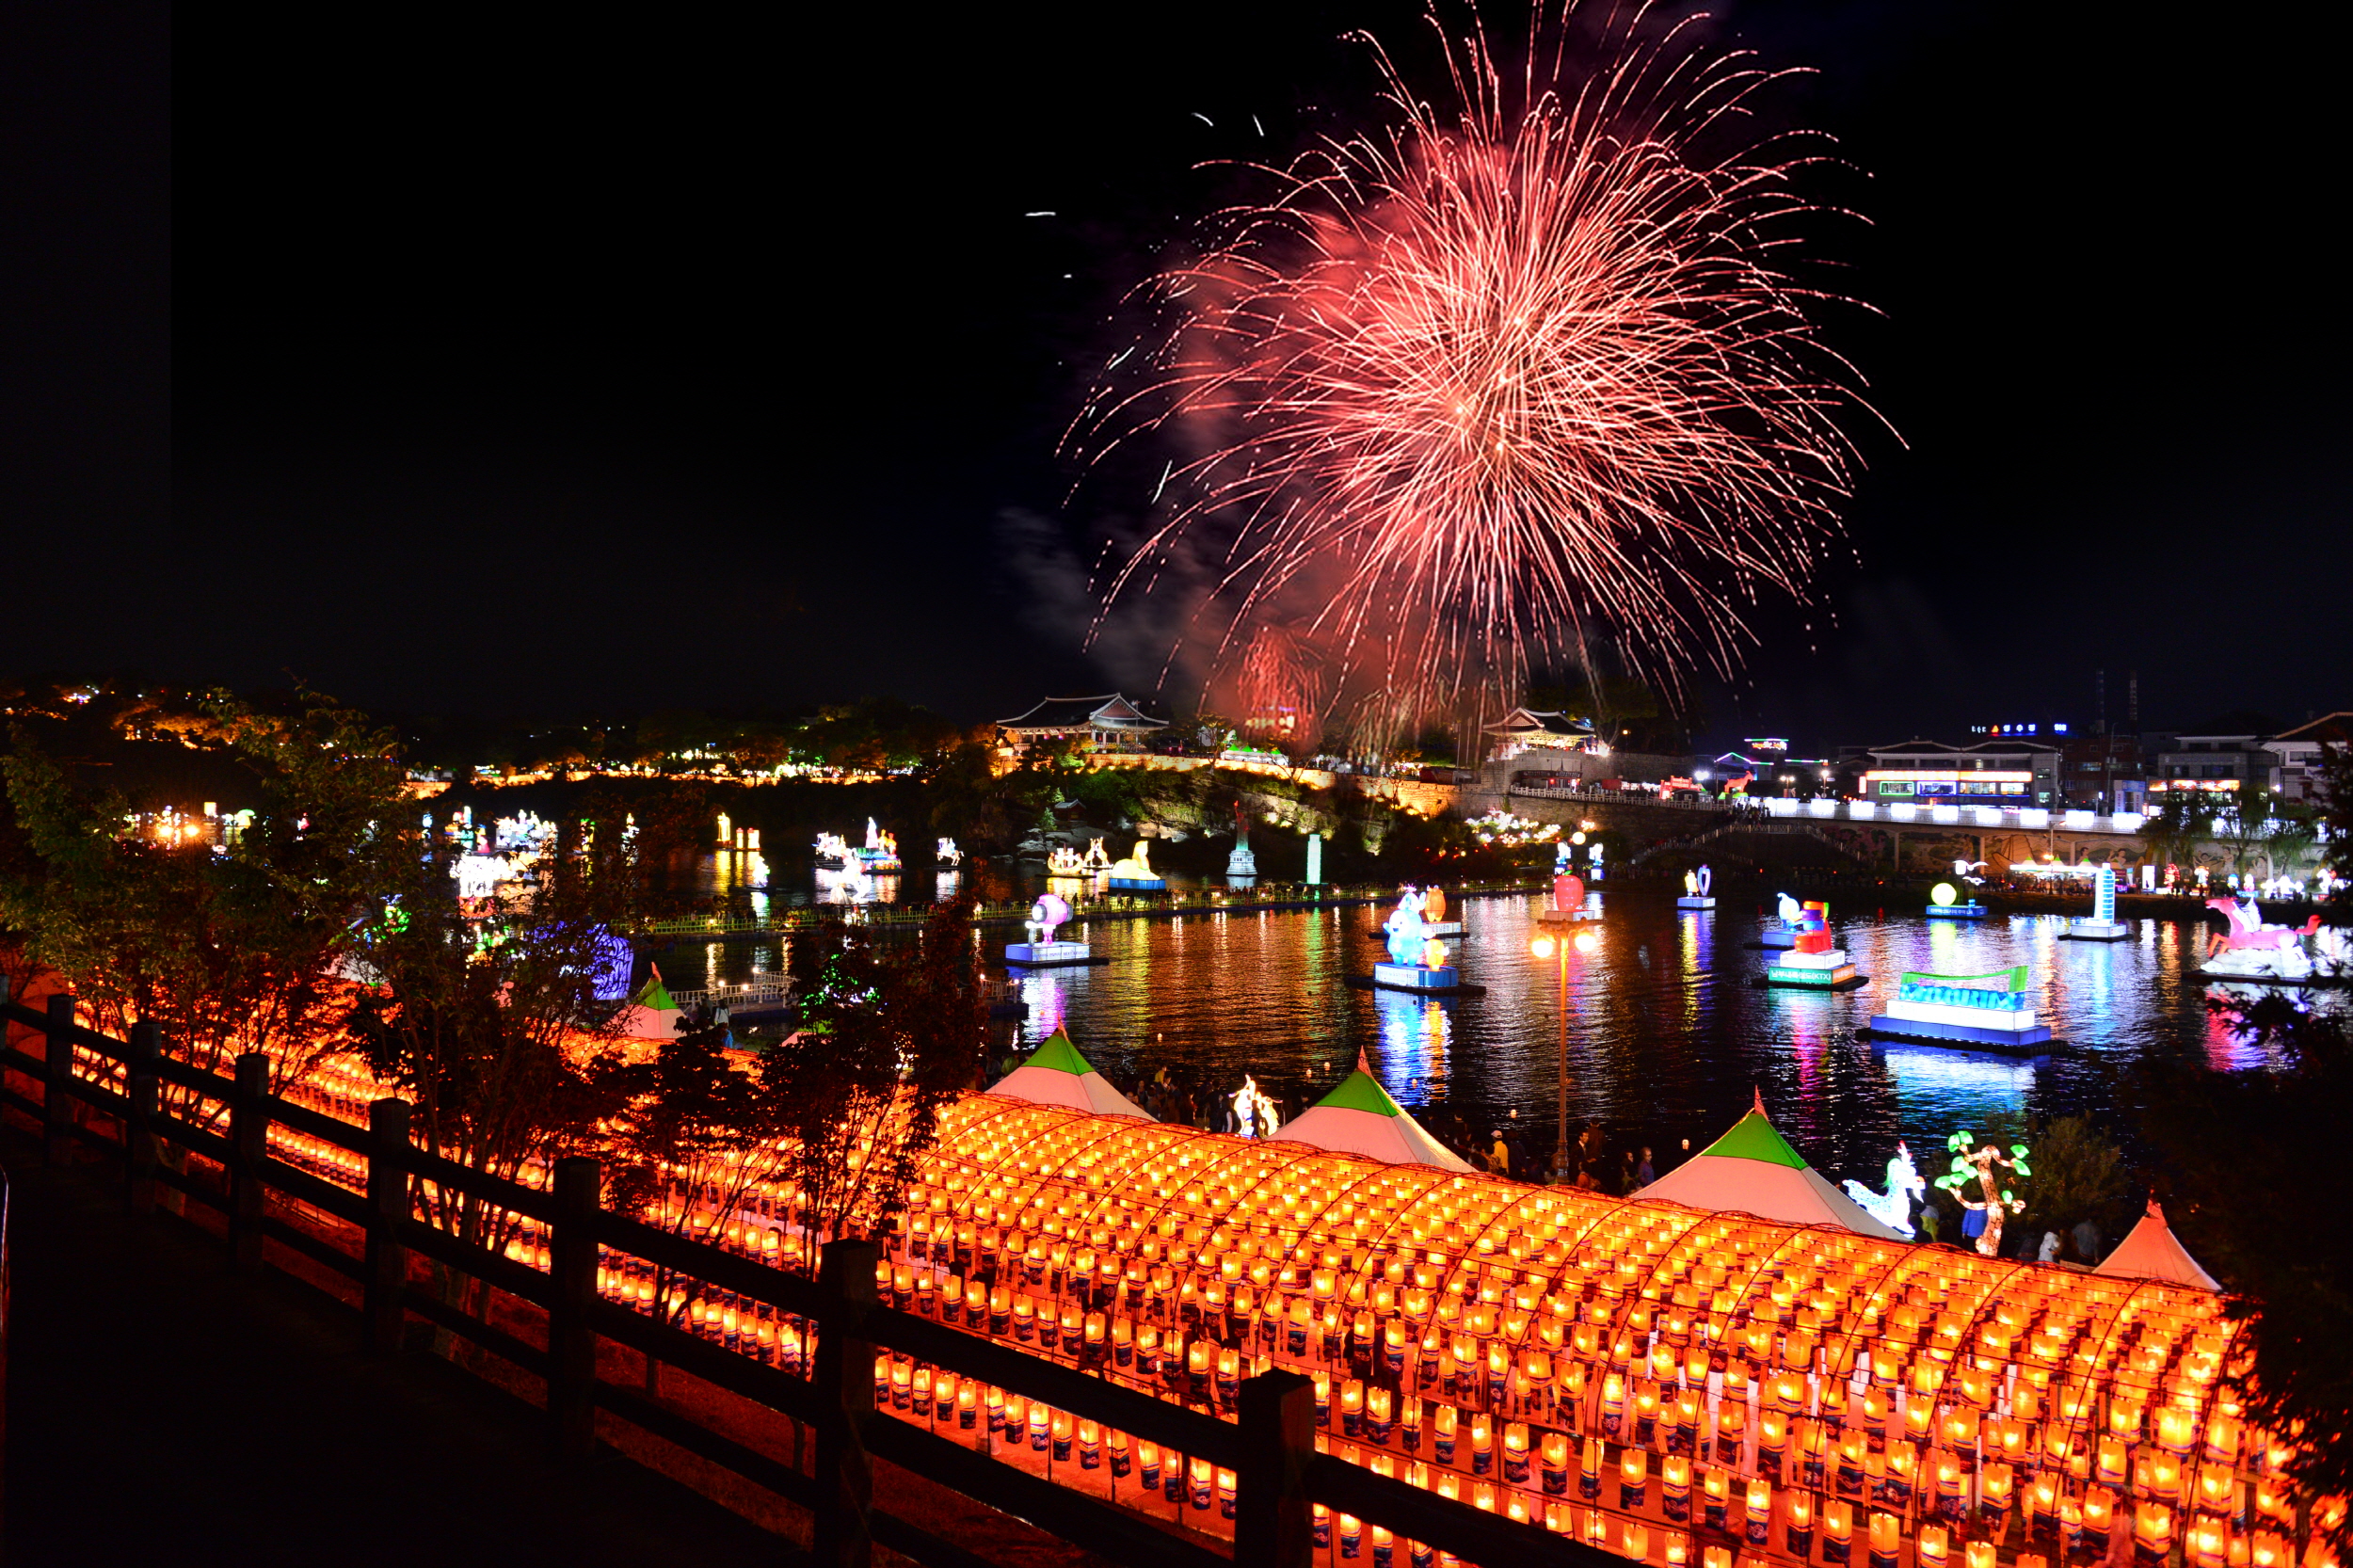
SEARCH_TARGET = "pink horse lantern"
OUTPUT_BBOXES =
[2201,895,2321,980]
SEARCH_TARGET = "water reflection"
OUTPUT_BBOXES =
[658,883,2339,1190]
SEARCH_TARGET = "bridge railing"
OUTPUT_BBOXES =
[0,980,1611,1568]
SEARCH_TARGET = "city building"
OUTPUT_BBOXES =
[2263,712,2353,802]
[2151,712,2282,795]
[995,694,1170,756]
[1862,737,2061,807]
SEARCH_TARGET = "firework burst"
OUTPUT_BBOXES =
[1073,1,1878,720]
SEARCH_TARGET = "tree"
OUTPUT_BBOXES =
[2137,994,2353,1556]
[765,897,986,1265]
[2139,789,2215,884]
[0,690,409,1117]
[602,1020,800,1391]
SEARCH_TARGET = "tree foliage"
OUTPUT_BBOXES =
[765,896,986,1266]
[2137,992,2353,1549]
[0,690,408,1111]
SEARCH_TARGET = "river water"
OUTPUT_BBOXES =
[661,862,2308,1194]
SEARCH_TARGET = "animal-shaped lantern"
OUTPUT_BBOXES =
[1025,892,1072,946]
[1385,888,1433,968]
[1108,840,1157,880]
[1842,1142,1927,1238]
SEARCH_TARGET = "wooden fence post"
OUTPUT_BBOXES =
[227,1052,270,1272]
[1235,1369,1316,1568]
[123,1019,160,1216]
[810,1238,877,1568]
[547,1155,600,1464]
[40,995,74,1166]
[363,1097,412,1354]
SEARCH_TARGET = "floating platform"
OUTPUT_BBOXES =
[1759,968,1867,992]
[1348,972,1486,997]
[1862,1032,2060,1062]
[1675,896,1717,911]
[1858,1023,2058,1057]
[1926,903,1990,920]
[2059,920,2131,942]
[1108,877,1168,892]
[1534,904,1604,924]
[1763,945,1865,989]
[1004,941,1108,968]
[2186,966,2348,988]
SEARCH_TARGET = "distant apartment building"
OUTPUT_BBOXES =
[1863,738,2062,807]
[2150,712,2281,796]
[2263,712,2353,802]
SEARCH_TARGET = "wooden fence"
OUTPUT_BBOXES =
[0,983,1611,1568]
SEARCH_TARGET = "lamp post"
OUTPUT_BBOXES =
[1530,926,1599,1182]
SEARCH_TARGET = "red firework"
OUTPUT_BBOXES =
[1075,1,1877,715]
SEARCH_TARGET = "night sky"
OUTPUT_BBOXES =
[8,4,2348,747]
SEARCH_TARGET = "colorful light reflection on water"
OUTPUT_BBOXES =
[668,881,2329,1190]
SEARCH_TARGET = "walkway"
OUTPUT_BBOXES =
[1,1141,780,1566]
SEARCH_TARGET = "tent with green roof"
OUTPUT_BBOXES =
[1635,1092,1903,1238]
[990,1029,1153,1118]
[1271,1055,1473,1171]
[616,969,683,1042]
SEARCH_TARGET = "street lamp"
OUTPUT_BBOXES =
[1530,927,1599,1182]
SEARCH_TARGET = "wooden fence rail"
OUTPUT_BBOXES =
[0,981,1612,1568]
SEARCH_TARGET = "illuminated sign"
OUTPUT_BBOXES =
[1743,737,1789,752]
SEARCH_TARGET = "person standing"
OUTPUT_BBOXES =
[1489,1131,1512,1176]
[1635,1146,1656,1187]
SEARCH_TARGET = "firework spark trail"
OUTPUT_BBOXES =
[1072,1,1881,720]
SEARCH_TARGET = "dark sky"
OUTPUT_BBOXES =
[8,4,2348,749]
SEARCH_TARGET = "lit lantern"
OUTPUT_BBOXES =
[1504,1422,1531,1484]
[911,1366,934,1418]
[1665,1529,1690,1568]
[1581,1436,1605,1501]
[1702,1464,1730,1532]
[1801,1418,1831,1490]
[1823,1499,1854,1566]
[1541,1432,1569,1496]
[957,1379,978,1432]
[2084,1486,2119,1557]
[1217,1465,1239,1520]
[1402,1398,1424,1453]
[1601,1371,1628,1437]
[1838,1428,1869,1497]
[2099,1435,2131,1487]
[1662,1454,1692,1523]
[1980,1462,2015,1531]
[1760,1409,1790,1475]
[985,1384,1007,1436]
[1746,1480,1774,1546]
[1138,1439,1161,1491]
[2190,1517,2229,1568]
[2149,1448,2185,1504]
[1434,1404,1458,1464]
[1934,1450,1967,1523]
[1786,1490,1817,1557]
[1369,1387,1395,1446]
[1918,1522,1951,1568]
[1470,1413,1494,1476]
[1189,1457,1214,1512]
[1869,1511,1901,1568]
[1621,1522,1650,1563]
[1635,1383,1663,1447]
[1109,1428,1129,1477]
[1621,1448,1649,1510]
[2136,1500,2176,1568]
[2032,1473,2060,1538]
[1029,1401,1050,1453]
[1714,1398,1747,1466]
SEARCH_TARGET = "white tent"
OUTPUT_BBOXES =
[2094,1200,2220,1291]
[1635,1093,1903,1239]
[989,1030,1152,1119]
